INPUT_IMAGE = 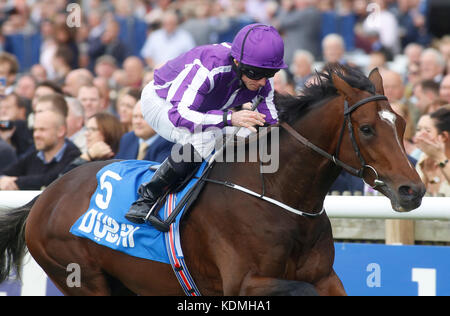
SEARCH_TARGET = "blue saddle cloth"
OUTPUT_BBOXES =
[70,160,206,264]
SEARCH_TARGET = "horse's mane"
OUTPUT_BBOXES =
[275,63,376,124]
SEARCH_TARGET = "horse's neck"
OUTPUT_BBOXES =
[265,102,344,212]
[269,126,340,212]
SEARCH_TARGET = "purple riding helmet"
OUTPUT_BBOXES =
[231,24,288,71]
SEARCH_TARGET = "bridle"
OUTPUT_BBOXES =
[280,94,389,189]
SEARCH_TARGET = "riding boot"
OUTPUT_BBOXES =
[125,147,202,224]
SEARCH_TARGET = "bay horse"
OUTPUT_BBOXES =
[0,65,425,296]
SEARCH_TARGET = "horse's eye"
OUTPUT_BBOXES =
[360,125,373,136]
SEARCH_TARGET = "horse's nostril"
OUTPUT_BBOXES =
[399,185,416,197]
[399,184,426,199]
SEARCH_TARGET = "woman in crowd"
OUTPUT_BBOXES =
[414,106,450,196]
[64,112,125,172]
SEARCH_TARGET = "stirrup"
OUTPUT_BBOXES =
[144,193,171,232]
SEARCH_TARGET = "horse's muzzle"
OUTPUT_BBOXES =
[395,183,426,212]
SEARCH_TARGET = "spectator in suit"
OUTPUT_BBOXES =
[0,109,81,190]
[115,101,173,163]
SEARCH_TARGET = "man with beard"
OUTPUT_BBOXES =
[0,97,81,190]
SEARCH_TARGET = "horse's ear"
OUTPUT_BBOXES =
[368,68,385,95]
[331,72,354,99]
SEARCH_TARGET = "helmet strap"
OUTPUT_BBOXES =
[228,57,244,88]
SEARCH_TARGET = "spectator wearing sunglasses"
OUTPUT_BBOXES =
[125,24,287,224]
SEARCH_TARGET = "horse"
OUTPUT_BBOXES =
[0,65,425,296]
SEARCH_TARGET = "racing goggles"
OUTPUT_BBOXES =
[240,64,279,80]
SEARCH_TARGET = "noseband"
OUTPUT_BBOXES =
[281,94,388,189]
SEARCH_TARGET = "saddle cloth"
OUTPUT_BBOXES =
[69,160,206,265]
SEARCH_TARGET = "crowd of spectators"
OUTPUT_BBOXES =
[0,0,450,195]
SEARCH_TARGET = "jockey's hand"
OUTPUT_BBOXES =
[231,110,266,133]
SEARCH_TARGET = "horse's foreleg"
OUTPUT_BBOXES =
[238,275,319,296]
[314,270,347,296]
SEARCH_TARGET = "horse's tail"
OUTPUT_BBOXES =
[0,196,38,283]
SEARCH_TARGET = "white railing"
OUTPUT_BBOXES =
[324,196,450,220]
[0,191,449,221]
[0,191,41,209]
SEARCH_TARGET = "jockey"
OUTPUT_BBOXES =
[125,24,288,224]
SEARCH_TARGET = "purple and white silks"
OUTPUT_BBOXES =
[141,43,279,158]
